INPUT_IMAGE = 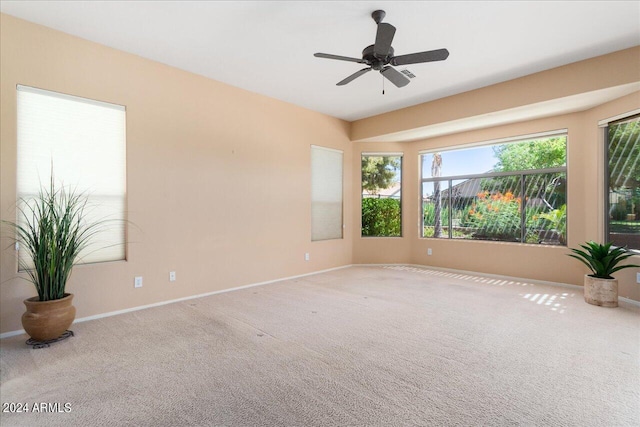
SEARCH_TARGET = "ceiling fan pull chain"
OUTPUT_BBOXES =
[314,10,448,89]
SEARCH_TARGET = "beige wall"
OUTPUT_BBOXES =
[351,47,640,142]
[1,14,639,335]
[353,93,640,301]
[351,47,639,302]
[0,14,353,334]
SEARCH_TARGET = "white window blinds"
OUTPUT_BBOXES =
[17,85,126,264]
[311,145,343,241]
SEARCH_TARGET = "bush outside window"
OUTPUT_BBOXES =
[606,116,640,251]
[361,155,402,237]
[421,135,567,245]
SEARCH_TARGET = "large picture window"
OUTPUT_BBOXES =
[17,85,127,264]
[361,154,402,237]
[311,145,343,241]
[605,115,639,251]
[421,133,567,245]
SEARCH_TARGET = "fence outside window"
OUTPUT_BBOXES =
[605,115,640,251]
[422,167,567,245]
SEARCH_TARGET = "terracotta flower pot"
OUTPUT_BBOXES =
[583,275,618,308]
[22,293,76,341]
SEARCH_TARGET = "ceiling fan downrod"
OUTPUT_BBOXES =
[313,9,450,89]
[371,10,386,24]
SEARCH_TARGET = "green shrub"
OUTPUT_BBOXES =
[611,199,628,221]
[362,198,401,237]
[423,203,451,227]
[538,204,566,241]
[466,191,521,240]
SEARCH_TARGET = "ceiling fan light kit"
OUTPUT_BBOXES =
[314,10,449,89]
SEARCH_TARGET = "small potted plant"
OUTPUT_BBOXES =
[568,241,639,307]
[2,176,106,342]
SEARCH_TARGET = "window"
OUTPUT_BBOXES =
[421,133,567,245]
[605,115,639,251]
[361,154,402,237]
[311,145,343,241]
[17,85,126,264]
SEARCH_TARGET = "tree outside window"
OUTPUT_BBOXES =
[422,135,567,245]
[607,117,640,251]
[361,155,402,237]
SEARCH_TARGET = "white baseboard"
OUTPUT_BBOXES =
[0,264,352,339]
[620,296,640,307]
[355,263,640,307]
[2,262,637,339]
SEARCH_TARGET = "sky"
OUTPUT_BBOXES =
[365,146,498,196]
[420,145,499,197]
[422,145,497,178]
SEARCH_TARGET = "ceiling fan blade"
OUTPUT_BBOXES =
[314,53,366,63]
[337,67,372,86]
[380,66,410,88]
[374,23,396,58]
[390,48,449,66]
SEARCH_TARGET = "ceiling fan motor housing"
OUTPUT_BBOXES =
[363,45,394,69]
[314,9,449,88]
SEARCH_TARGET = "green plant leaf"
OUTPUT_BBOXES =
[568,241,639,279]
[568,254,596,275]
[2,174,120,301]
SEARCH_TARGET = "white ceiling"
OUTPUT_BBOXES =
[1,1,639,122]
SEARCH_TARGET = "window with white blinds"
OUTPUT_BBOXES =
[311,145,343,241]
[17,85,127,264]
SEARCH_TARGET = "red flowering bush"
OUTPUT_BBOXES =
[464,190,522,240]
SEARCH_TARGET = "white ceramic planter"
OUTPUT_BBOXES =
[583,275,618,308]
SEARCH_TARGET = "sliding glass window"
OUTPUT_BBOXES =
[361,154,402,237]
[605,115,639,251]
[421,133,567,245]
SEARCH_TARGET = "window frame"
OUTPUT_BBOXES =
[603,113,640,253]
[16,84,127,265]
[310,145,344,242]
[360,152,403,238]
[419,131,568,245]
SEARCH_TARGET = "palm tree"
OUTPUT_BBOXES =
[432,153,443,237]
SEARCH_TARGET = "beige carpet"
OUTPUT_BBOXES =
[1,265,639,427]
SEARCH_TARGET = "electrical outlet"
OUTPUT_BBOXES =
[134,276,143,288]
[637,272,640,284]
[427,248,433,256]
[169,271,176,282]
[305,253,310,261]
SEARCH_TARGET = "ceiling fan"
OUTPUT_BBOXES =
[314,10,449,88]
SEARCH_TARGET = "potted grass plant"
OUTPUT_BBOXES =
[568,241,639,307]
[2,176,106,342]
